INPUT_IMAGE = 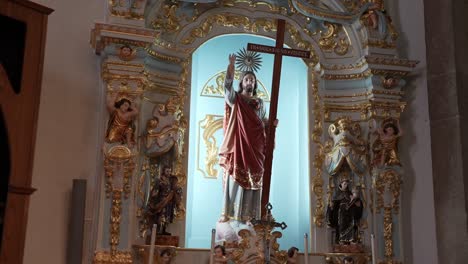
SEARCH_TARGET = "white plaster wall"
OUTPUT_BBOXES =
[24,0,104,263]
[389,0,439,263]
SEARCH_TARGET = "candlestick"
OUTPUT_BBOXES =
[148,224,157,264]
[304,233,309,264]
[209,228,215,264]
[371,234,376,264]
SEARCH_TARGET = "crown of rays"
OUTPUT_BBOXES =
[235,47,262,72]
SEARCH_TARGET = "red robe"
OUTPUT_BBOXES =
[219,95,266,190]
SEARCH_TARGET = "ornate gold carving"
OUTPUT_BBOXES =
[324,254,371,264]
[365,39,396,49]
[91,23,155,53]
[144,70,180,82]
[181,14,277,45]
[321,58,367,70]
[200,70,270,101]
[365,56,419,68]
[311,73,325,227]
[231,229,252,262]
[323,69,372,80]
[108,0,144,20]
[371,69,409,78]
[287,24,320,63]
[318,22,350,56]
[375,170,401,213]
[110,190,123,253]
[197,115,223,178]
[382,207,397,263]
[152,3,182,33]
[223,0,288,13]
[324,101,405,121]
[107,145,133,160]
[146,48,182,63]
[93,250,133,264]
[104,147,136,198]
[323,90,403,99]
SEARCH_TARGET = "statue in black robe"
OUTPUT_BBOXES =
[326,179,363,244]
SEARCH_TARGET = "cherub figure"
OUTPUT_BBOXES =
[286,247,299,263]
[382,76,400,89]
[213,245,234,264]
[105,93,138,147]
[373,119,402,167]
[117,45,136,61]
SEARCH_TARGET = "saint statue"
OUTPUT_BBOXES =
[216,54,276,241]
[145,166,183,235]
[326,179,363,245]
[105,93,139,147]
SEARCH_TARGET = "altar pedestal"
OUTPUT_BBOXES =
[145,235,179,247]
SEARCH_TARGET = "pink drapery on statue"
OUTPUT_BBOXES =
[219,95,266,190]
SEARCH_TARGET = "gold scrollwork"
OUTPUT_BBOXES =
[382,207,394,262]
[318,22,350,56]
[323,69,372,80]
[321,58,367,70]
[371,69,409,78]
[152,3,181,33]
[200,70,270,101]
[146,48,182,63]
[365,56,419,68]
[287,24,320,63]
[93,250,133,264]
[311,73,325,227]
[181,14,275,45]
[110,190,123,253]
[365,39,396,49]
[104,146,136,198]
[197,115,223,178]
[231,229,252,262]
[375,170,401,213]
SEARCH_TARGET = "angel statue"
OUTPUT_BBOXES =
[324,117,367,177]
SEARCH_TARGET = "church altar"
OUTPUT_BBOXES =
[87,0,416,263]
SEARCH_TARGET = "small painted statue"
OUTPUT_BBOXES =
[213,245,235,264]
[372,118,402,167]
[105,93,139,147]
[146,166,183,235]
[326,179,363,244]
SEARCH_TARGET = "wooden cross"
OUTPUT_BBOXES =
[247,19,310,216]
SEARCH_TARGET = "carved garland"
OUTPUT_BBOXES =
[375,170,401,213]
[311,71,325,227]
